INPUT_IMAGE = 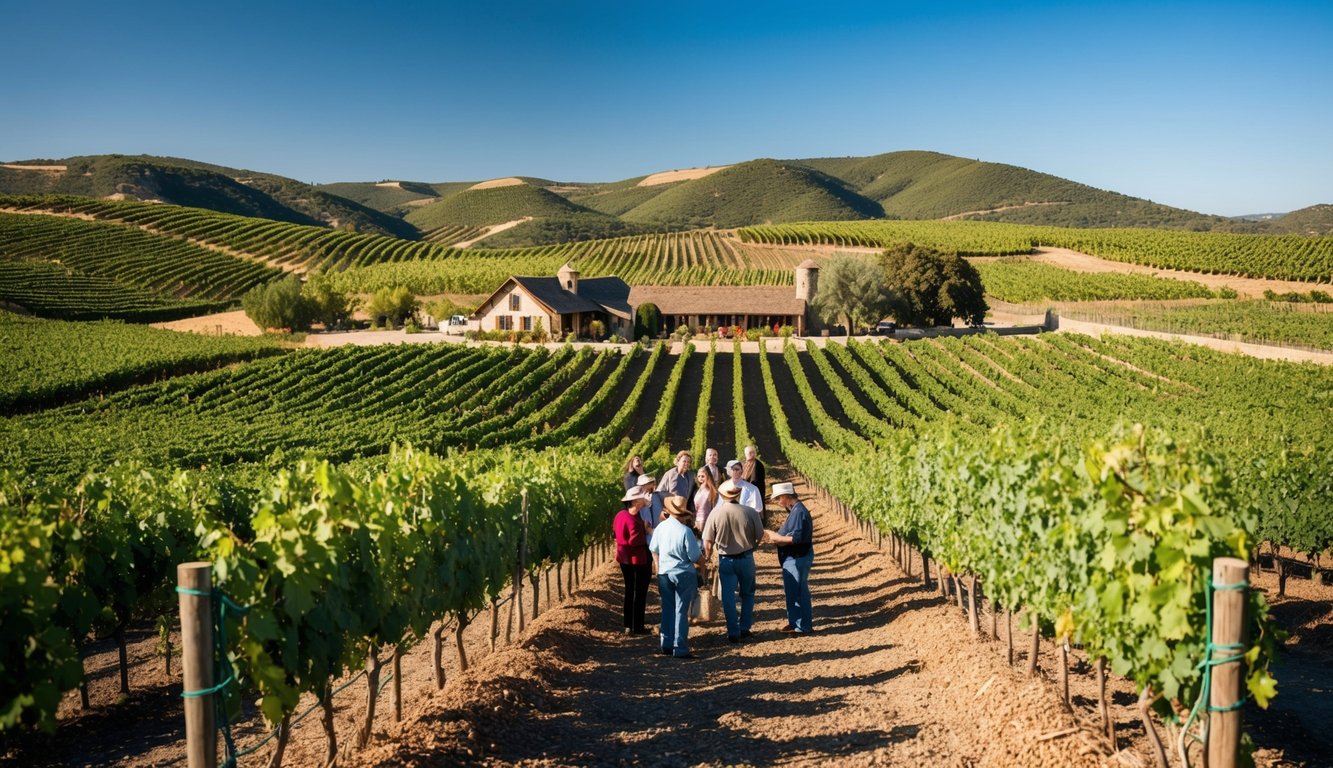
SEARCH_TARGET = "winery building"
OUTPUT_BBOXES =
[471,260,820,338]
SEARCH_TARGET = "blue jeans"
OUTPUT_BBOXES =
[658,569,697,657]
[717,552,756,639]
[781,550,814,632]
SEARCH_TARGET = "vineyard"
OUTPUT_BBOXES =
[1053,299,1333,352]
[3,332,1331,765]
[740,221,1333,283]
[0,312,285,410]
[972,257,1220,302]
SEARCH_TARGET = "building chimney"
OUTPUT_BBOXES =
[557,262,579,294]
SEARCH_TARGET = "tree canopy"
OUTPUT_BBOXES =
[879,242,988,327]
[241,276,316,332]
[811,255,890,334]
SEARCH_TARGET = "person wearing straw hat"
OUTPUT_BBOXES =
[649,495,703,658]
[613,485,654,635]
[701,480,764,643]
[764,482,814,634]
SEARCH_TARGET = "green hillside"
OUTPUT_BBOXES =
[621,159,884,228]
[553,176,677,217]
[797,151,1224,229]
[1272,204,1333,236]
[316,180,439,215]
[0,155,419,239]
[403,182,610,230]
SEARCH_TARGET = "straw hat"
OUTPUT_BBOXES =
[621,486,649,504]
[769,482,796,500]
[663,495,691,518]
[635,473,656,487]
[718,480,742,501]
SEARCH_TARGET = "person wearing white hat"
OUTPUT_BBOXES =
[723,459,762,513]
[635,473,663,531]
[613,486,654,635]
[764,482,814,634]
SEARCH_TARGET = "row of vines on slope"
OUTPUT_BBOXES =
[1,444,618,767]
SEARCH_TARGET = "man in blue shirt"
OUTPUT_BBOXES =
[764,482,814,634]
[649,495,703,658]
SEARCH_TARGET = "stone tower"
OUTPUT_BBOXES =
[796,259,820,333]
[557,262,579,294]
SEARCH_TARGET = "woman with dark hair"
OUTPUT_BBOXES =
[622,454,646,491]
[614,485,653,635]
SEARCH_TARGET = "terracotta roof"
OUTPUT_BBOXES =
[628,285,805,316]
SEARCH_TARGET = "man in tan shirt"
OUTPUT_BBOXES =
[701,480,765,642]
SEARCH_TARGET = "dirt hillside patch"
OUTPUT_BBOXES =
[469,177,526,191]
[638,166,731,187]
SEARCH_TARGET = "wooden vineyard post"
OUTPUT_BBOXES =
[177,562,216,768]
[1207,558,1248,768]
[518,490,529,633]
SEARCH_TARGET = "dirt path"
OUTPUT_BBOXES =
[941,202,1068,220]
[351,468,1143,767]
[452,217,533,248]
[1023,248,1326,298]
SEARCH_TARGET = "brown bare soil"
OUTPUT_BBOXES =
[151,309,264,336]
[469,178,526,191]
[637,167,731,187]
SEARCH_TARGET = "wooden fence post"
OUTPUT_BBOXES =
[1206,557,1248,768]
[178,562,216,768]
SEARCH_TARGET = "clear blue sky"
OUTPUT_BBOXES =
[2,0,1330,216]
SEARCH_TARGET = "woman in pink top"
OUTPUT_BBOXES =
[693,467,719,533]
[614,486,653,635]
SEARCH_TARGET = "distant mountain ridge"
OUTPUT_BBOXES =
[4,151,1326,247]
[0,155,419,239]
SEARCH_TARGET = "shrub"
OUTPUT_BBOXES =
[366,286,418,328]
[778,325,795,337]
[588,319,606,341]
[634,302,661,339]
[242,276,316,332]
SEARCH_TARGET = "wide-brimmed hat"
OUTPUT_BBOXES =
[769,482,796,500]
[635,474,655,487]
[718,480,742,500]
[622,486,649,503]
[663,495,691,518]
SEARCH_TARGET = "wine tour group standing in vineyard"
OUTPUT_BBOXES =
[613,447,815,658]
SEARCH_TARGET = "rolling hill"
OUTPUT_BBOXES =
[620,159,884,228]
[794,150,1227,229]
[0,155,419,239]
[1268,204,1333,236]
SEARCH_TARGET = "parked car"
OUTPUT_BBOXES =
[874,321,897,335]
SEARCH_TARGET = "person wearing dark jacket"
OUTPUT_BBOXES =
[742,444,765,498]
[622,454,646,491]
[764,482,814,634]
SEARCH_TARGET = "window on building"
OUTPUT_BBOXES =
[496,315,513,331]
[509,294,522,311]
[521,316,533,331]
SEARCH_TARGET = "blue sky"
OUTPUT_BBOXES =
[2,1,1330,216]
